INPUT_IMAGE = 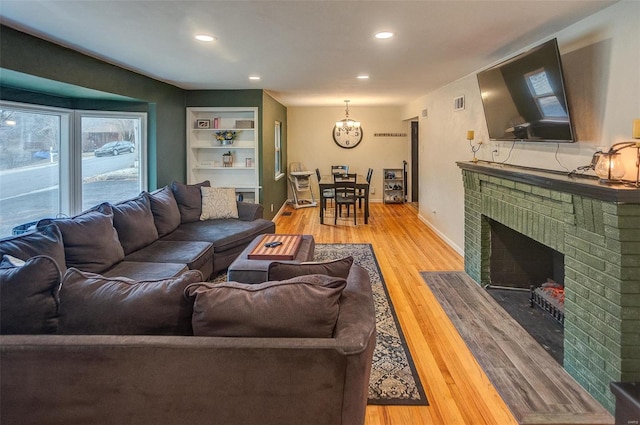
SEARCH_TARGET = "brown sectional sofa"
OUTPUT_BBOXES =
[0,182,377,424]
[0,264,376,425]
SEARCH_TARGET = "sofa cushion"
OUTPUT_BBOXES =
[59,268,203,335]
[124,240,213,281]
[161,218,276,253]
[268,256,354,281]
[171,180,210,223]
[186,274,347,338]
[110,193,159,255]
[148,186,181,237]
[200,187,239,220]
[102,261,189,281]
[38,204,124,274]
[0,255,62,334]
[0,223,66,273]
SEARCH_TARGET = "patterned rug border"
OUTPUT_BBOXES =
[314,243,428,406]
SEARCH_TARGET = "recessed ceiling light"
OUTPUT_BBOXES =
[375,31,394,40]
[195,34,216,42]
[249,76,261,81]
[357,75,370,80]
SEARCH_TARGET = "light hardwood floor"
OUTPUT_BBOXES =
[273,202,518,425]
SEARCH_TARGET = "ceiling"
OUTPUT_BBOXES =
[0,0,617,107]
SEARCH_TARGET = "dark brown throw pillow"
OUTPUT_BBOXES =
[59,269,203,335]
[110,193,159,255]
[171,180,211,223]
[148,186,181,237]
[0,255,62,334]
[185,274,347,338]
[0,223,66,273]
[38,204,124,274]
[268,256,354,281]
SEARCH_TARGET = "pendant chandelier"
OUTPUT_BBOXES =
[335,100,360,134]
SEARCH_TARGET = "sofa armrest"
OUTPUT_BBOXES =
[236,201,264,221]
[1,332,371,425]
[333,264,377,425]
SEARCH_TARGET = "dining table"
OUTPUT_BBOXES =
[318,174,370,224]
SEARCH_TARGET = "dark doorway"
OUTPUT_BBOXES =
[411,121,419,202]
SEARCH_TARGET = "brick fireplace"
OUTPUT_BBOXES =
[458,161,640,412]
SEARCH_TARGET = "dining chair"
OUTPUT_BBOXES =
[331,165,349,175]
[316,168,335,209]
[333,173,357,225]
[357,168,373,209]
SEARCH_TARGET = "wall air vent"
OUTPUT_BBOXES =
[454,95,465,111]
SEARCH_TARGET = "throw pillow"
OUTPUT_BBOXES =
[58,269,203,335]
[148,186,181,237]
[38,204,125,274]
[0,223,66,273]
[110,193,159,255]
[268,256,354,281]
[171,180,211,223]
[185,274,347,338]
[0,254,62,334]
[200,187,239,220]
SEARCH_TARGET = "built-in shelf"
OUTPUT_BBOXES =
[187,107,259,202]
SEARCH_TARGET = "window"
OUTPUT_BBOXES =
[79,112,146,210]
[0,101,147,237]
[274,121,284,180]
[525,68,568,120]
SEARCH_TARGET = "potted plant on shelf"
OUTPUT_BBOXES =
[215,130,237,146]
[222,151,233,167]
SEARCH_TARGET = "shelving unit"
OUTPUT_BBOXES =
[383,167,405,203]
[186,107,259,203]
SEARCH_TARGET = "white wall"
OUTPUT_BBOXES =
[402,1,640,254]
[287,106,410,202]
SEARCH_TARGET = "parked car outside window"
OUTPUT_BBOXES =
[94,141,135,157]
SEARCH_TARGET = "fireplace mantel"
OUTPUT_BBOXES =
[457,161,640,203]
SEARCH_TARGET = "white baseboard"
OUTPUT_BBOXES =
[417,213,464,256]
[273,201,290,220]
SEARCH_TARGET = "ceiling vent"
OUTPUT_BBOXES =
[454,95,465,111]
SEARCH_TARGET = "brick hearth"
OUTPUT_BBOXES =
[458,161,640,412]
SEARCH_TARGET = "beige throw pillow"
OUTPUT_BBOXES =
[200,187,239,220]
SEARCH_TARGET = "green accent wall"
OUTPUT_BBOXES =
[261,92,288,220]
[0,25,288,216]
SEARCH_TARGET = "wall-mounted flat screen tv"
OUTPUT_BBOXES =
[477,38,575,143]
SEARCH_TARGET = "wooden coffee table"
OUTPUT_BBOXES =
[227,234,315,283]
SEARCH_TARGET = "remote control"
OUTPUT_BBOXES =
[264,241,282,248]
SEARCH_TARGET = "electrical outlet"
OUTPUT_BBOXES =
[493,144,500,157]
[270,204,274,213]
[371,187,376,195]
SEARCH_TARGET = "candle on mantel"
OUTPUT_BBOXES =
[467,130,475,140]
[633,119,640,139]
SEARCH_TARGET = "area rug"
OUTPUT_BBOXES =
[214,243,428,405]
[314,244,427,405]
